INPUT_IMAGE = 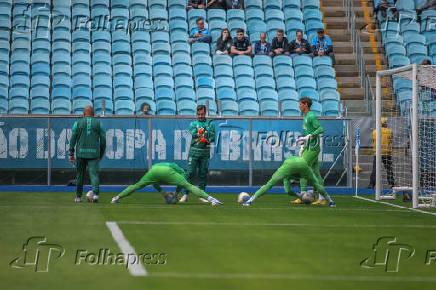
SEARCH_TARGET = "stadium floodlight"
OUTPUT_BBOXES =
[376,64,436,208]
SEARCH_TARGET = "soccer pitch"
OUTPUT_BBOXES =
[1,192,436,290]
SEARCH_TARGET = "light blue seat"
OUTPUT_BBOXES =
[170,19,188,33]
[8,98,29,114]
[284,7,303,22]
[193,55,212,66]
[91,86,112,101]
[169,0,186,9]
[217,88,237,101]
[234,66,255,78]
[30,87,49,100]
[322,100,339,116]
[388,55,410,69]
[93,74,112,88]
[155,87,175,101]
[154,76,174,89]
[170,31,188,44]
[10,88,29,100]
[114,100,135,115]
[260,100,279,116]
[214,65,234,78]
[152,43,171,55]
[30,99,50,114]
[208,9,226,22]
[135,87,154,102]
[215,76,234,89]
[149,8,168,21]
[131,30,150,43]
[264,0,282,10]
[293,55,313,68]
[239,99,259,116]
[258,88,279,102]
[253,55,272,67]
[320,89,340,101]
[51,99,72,114]
[273,55,293,67]
[228,20,247,37]
[246,9,264,22]
[172,43,190,55]
[0,98,7,113]
[236,77,256,90]
[317,78,337,92]
[404,34,426,48]
[305,20,324,35]
[192,42,210,56]
[303,9,322,22]
[312,56,332,69]
[286,20,306,36]
[407,44,428,61]
[196,88,215,101]
[266,20,285,38]
[94,99,114,115]
[221,100,238,116]
[281,99,300,116]
[227,9,245,21]
[134,64,152,77]
[197,99,218,115]
[385,43,406,59]
[175,76,194,90]
[177,99,197,115]
[276,76,296,90]
[151,31,169,43]
[265,9,284,22]
[133,53,151,66]
[193,64,213,78]
[175,87,196,101]
[396,0,415,10]
[255,66,274,78]
[397,91,412,104]
[72,87,92,100]
[310,101,322,116]
[132,42,151,55]
[302,0,320,9]
[393,77,412,93]
[278,88,299,101]
[188,9,206,23]
[72,99,92,114]
[174,64,193,77]
[32,64,50,76]
[237,88,257,101]
[400,22,420,34]
[245,0,262,9]
[153,55,172,66]
[114,88,133,101]
[274,66,294,78]
[149,0,166,9]
[233,55,252,67]
[169,8,187,21]
[296,77,316,90]
[156,100,176,115]
[255,77,276,90]
[295,66,315,79]
[315,67,336,80]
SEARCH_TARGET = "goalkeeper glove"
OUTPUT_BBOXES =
[298,145,304,157]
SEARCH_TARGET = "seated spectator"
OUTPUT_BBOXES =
[141,102,151,115]
[374,0,397,20]
[188,18,211,43]
[216,28,233,54]
[270,29,290,56]
[289,29,312,58]
[231,28,252,56]
[226,0,244,9]
[207,0,226,9]
[253,32,271,55]
[188,0,205,9]
[416,0,436,22]
[311,28,335,65]
[422,59,432,65]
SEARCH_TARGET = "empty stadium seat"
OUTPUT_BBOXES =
[177,99,197,115]
[281,100,300,116]
[221,100,238,116]
[156,100,176,115]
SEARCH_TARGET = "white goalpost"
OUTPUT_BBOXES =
[375,64,436,208]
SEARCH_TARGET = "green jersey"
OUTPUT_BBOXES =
[153,162,185,175]
[189,119,215,150]
[302,111,323,151]
[69,117,106,159]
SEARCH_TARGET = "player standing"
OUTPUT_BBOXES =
[111,162,223,206]
[69,106,106,203]
[292,97,326,205]
[242,156,336,207]
[179,105,215,203]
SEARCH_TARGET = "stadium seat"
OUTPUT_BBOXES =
[233,55,253,67]
[388,55,410,69]
[155,87,175,101]
[278,88,299,101]
[236,77,256,90]
[30,99,50,114]
[196,88,215,101]
[156,100,176,115]
[293,55,313,68]
[310,101,322,116]
[315,67,336,80]
[255,77,276,90]
[258,88,279,102]
[322,100,339,116]
[72,87,92,100]
[169,8,187,21]
[317,78,337,92]
[188,9,206,23]
[296,77,317,90]
[220,100,238,116]
[174,64,193,77]
[254,66,274,78]
[320,89,340,101]
[276,76,296,90]
[115,100,135,115]
[8,98,29,114]
[177,99,197,115]
[217,88,237,101]
[72,99,92,114]
[94,99,114,115]
[192,43,210,57]
[175,77,194,90]
[234,66,255,78]
[214,65,234,78]
[215,77,234,89]
[193,55,212,66]
[295,66,315,79]
[228,9,245,22]
[114,88,134,101]
[237,88,257,101]
[175,87,196,101]
[260,100,279,116]
[193,64,213,78]
[149,8,168,21]
[135,87,154,102]
[281,99,300,116]
[153,64,173,78]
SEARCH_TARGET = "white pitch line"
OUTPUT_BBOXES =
[105,221,147,277]
[116,220,436,229]
[147,272,436,282]
[354,195,436,217]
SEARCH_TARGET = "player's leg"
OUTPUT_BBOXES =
[75,157,86,202]
[383,155,395,188]
[311,155,326,204]
[87,158,100,202]
[112,171,154,203]
[368,155,376,188]
[180,153,200,202]
[304,167,335,207]
[244,167,286,205]
[197,156,210,203]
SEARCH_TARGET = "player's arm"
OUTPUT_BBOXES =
[310,115,324,137]
[68,122,78,162]
[189,121,198,137]
[207,121,215,143]
[99,122,106,160]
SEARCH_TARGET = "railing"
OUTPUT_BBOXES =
[343,0,375,115]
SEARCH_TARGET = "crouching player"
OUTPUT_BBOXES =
[111,162,223,206]
[243,156,336,207]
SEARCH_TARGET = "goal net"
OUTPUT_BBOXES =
[376,64,436,208]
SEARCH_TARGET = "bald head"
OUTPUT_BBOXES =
[84,106,94,117]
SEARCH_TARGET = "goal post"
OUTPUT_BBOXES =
[375,64,436,208]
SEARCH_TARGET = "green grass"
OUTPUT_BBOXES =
[1,192,436,290]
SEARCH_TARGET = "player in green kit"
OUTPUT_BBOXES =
[179,105,215,203]
[242,156,336,207]
[69,106,106,203]
[292,97,326,205]
[111,162,223,206]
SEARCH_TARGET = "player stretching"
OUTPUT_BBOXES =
[293,97,326,205]
[111,162,223,206]
[243,156,336,207]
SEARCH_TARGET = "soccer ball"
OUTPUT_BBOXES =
[301,191,315,204]
[164,192,178,204]
[86,190,94,202]
[238,192,250,203]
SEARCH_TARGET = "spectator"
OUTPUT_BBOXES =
[226,0,244,9]
[417,1,436,23]
[289,29,312,58]
[253,32,271,55]
[374,0,397,20]
[422,59,432,65]
[231,28,252,56]
[270,29,290,56]
[207,0,226,9]
[188,18,211,43]
[140,102,151,115]
[311,28,335,65]
[188,0,205,9]
[215,28,233,54]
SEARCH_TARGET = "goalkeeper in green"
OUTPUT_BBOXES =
[111,162,223,206]
[293,97,326,205]
[243,156,336,207]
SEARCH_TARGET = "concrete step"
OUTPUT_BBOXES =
[324,17,367,29]
[322,0,372,7]
[328,29,383,42]
[333,41,384,54]
[323,7,367,18]
[338,77,362,88]
[339,88,364,100]
[335,65,359,77]
[335,53,386,66]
